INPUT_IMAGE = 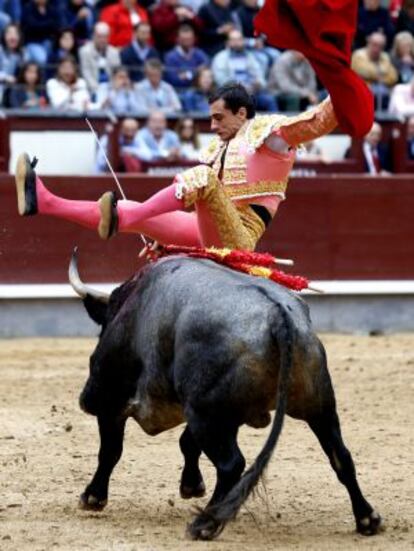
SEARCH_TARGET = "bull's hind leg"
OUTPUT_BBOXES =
[79,415,126,511]
[179,426,206,499]
[308,409,383,535]
[186,416,246,540]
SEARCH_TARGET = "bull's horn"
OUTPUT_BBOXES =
[68,247,110,303]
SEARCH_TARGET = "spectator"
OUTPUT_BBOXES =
[79,22,121,96]
[362,121,392,174]
[135,110,181,162]
[211,29,277,112]
[164,24,209,92]
[96,66,140,114]
[0,24,24,103]
[268,50,319,112]
[150,0,201,54]
[175,116,201,160]
[389,76,414,117]
[235,0,279,75]
[120,22,159,82]
[8,61,47,108]
[96,117,143,173]
[352,32,398,110]
[134,59,182,114]
[198,0,239,57]
[21,0,60,66]
[391,31,414,83]
[100,0,149,48]
[182,66,215,112]
[355,0,395,49]
[61,0,94,44]
[407,114,414,159]
[47,29,78,79]
[46,56,92,111]
[396,0,414,34]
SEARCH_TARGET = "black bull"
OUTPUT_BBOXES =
[70,251,383,540]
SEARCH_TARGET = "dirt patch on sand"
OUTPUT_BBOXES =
[0,335,413,550]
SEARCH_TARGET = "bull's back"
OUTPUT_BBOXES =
[143,257,311,325]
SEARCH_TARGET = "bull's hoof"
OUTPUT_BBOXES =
[79,492,107,511]
[180,481,206,500]
[187,511,223,541]
[356,510,384,536]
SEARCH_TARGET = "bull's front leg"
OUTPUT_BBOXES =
[79,414,126,511]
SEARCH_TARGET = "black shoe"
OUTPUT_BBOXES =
[98,191,118,240]
[15,153,39,216]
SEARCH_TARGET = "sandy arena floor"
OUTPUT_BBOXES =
[0,335,413,551]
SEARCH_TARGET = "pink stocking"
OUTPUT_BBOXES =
[36,177,100,230]
[121,208,202,247]
[116,182,227,247]
[34,175,201,246]
[118,200,224,248]
[117,183,183,232]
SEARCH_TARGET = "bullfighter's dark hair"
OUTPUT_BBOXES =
[208,82,256,119]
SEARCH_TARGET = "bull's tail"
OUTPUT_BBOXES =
[189,301,293,540]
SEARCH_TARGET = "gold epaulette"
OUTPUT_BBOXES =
[245,114,288,151]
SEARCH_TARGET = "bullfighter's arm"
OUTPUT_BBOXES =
[265,97,338,152]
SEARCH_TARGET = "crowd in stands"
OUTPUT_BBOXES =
[1,0,414,117]
[1,0,414,173]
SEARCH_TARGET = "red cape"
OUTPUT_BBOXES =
[254,0,374,137]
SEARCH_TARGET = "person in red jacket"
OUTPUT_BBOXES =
[150,0,202,54]
[99,0,149,48]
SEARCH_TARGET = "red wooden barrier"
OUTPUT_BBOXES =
[1,174,413,284]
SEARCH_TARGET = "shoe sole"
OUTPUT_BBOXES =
[15,152,31,216]
[98,192,114,240]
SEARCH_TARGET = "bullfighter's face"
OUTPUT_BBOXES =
[209,98,247,142]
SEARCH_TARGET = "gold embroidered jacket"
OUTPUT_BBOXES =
[177,97,337,203]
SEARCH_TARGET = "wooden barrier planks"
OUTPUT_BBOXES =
[1,174,413,283]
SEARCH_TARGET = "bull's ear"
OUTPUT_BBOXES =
[83,294,108,326]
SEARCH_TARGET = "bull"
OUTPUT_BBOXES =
[69,249,383,540]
